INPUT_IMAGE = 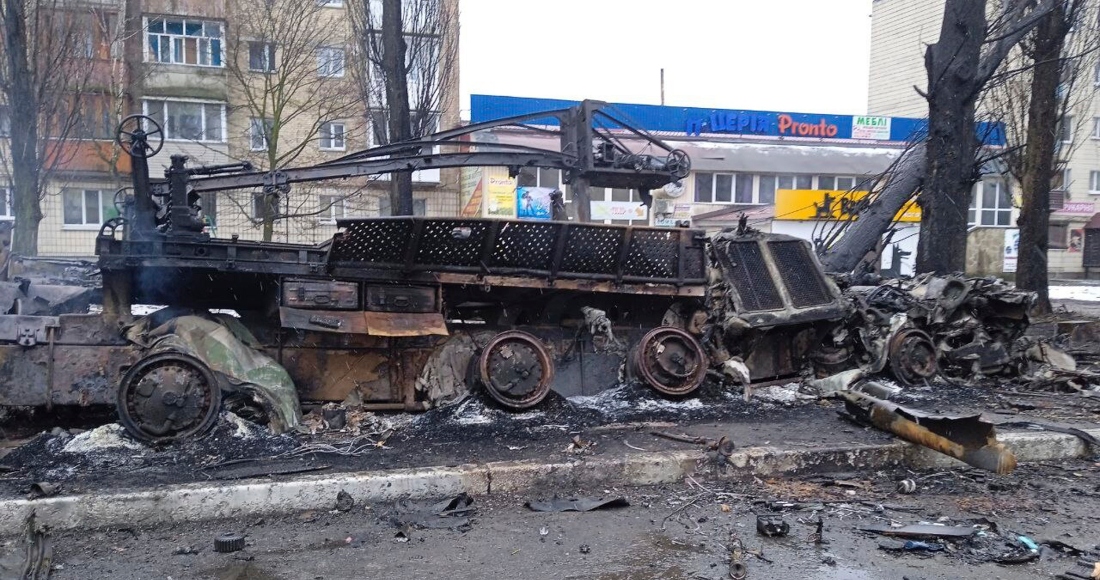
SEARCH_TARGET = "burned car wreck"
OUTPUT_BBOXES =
[0,101,1056,449]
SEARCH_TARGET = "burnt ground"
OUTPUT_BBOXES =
[19,458,1100,579]
[0,304,1098,502]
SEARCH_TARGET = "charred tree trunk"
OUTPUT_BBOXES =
[818,144,925,273]
[2,0,42,256]
[382,0,414,216]
[916,0,986,274]
[1015,4,1067,315]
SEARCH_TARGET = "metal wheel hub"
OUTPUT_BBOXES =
[888,328,938,386]
[117,352,222,443]
[478,331,554,410]
[634,326,708,396]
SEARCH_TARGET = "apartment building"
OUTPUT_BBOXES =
[868,0,1100,276]
[2,0,460,257]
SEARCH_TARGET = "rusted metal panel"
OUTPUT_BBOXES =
[363,312,449,337]
[282,279,359,310]
[366,285,439,313]
[428,272,705,297]
[280,307,369,334]
[281,348,394,402]
[0,345,137,406]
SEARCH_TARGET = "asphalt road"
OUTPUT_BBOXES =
[14,459,1098,580]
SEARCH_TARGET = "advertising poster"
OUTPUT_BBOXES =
[851,116,891,140]
[485,175,516,218]
[591,201,648,221]
[516,187,554,220]
[1003,228,1019,273]
[459,167,483,217]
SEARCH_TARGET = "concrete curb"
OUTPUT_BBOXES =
[1,428,1095,535]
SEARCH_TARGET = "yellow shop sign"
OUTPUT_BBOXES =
[774,189,921,222]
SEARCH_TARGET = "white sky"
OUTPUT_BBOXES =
[459,0,875,118]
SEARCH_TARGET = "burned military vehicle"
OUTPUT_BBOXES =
[0,101,864,443]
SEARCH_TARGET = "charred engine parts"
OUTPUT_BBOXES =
[478,331,554,409]
[887,328,938,386]
[116,351,222,443]
[756,514,790,537]
[633,326,709,396]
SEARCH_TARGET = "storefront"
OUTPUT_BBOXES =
[465,95,1007,275]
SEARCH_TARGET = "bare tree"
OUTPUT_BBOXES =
[224,0,359,241]
[986,0,1098,313]
[818,0,1054,275]
[349,0,458,215]
[0,0,104,255]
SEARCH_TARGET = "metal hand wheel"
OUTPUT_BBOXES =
[115,114,164,159]
[113,186,134,214]
[665,149,691,180]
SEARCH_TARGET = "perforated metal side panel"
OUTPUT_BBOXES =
[414,220,490,268]
[725,241,783,311]
[560,226,624,275]
[492,221,557,271]
[623,230,679,279]
[329,219,413,265]
[769,241,833,308]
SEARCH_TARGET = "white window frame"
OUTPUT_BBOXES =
[317,46,345,77]
[61,189,113,229]
[318,0,343,6]
[968,180,1012,227]
[144,17,224,68]
[250,117,270,151]
[1060,116,1073,144]
[367,109,440,182]
[318,194,346,224]
[248,42,276,73]
[142,98,226,142]
[695,172,778,205]
[0,106,10,137]
[319,122,346,151]
[1090,170,1100,194]
[1092,117,1100,140]
[0,187,12,220]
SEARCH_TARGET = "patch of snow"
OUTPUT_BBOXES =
[224,412,261,439]
[752,383,816,404]
[1050,285,1100,302]
[62,424,145,453]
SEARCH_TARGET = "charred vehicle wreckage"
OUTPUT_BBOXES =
[0,101,1068,455]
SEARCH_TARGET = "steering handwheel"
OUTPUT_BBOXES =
[115,114,165,159]
[665,149,691,180]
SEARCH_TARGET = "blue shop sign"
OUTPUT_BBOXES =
[470,95,1005,146]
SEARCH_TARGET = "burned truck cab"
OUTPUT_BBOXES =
[704,229,850,384]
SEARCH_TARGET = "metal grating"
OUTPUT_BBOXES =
[769,240,833,308]
[623,230,679,279]
[560,226,624,274]
[491,221,557,271]
[724,241,783,311]
[414,219,490,268]
[329,219,413,265]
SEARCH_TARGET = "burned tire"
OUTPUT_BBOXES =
[888,328,938,386]
[633,326,708,396]
[478,331,554,410]
[116,351,222,443]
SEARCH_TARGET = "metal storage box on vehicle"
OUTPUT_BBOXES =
[366,285,439,313]
[282,279,359,310]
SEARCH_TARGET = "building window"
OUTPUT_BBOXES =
[1095,61,1100,86]
[777,175,813,190]
[319,122,346,150]
[1092,117,1100,140]
[248,42,275,72]
[817,176,835,190]
[968,180,1011,226]
[0,188,12,219]
[62,189,116,227]
[758,175,776,204]
[146,18,223,67]
[379,196,426,216]
[319,194,345,223]
[250,117,272,151]
[199,192,216,226]
[1049,223,1069,249]
[143,99,224,142]
[318,0,343,5]
[1090,170,1100,194]
[836,176,855,190]
[317,47,345,77]
[0,106,10,137]
[1059,116,1073,144]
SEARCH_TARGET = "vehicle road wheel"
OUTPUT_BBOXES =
[116,352,222,443]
